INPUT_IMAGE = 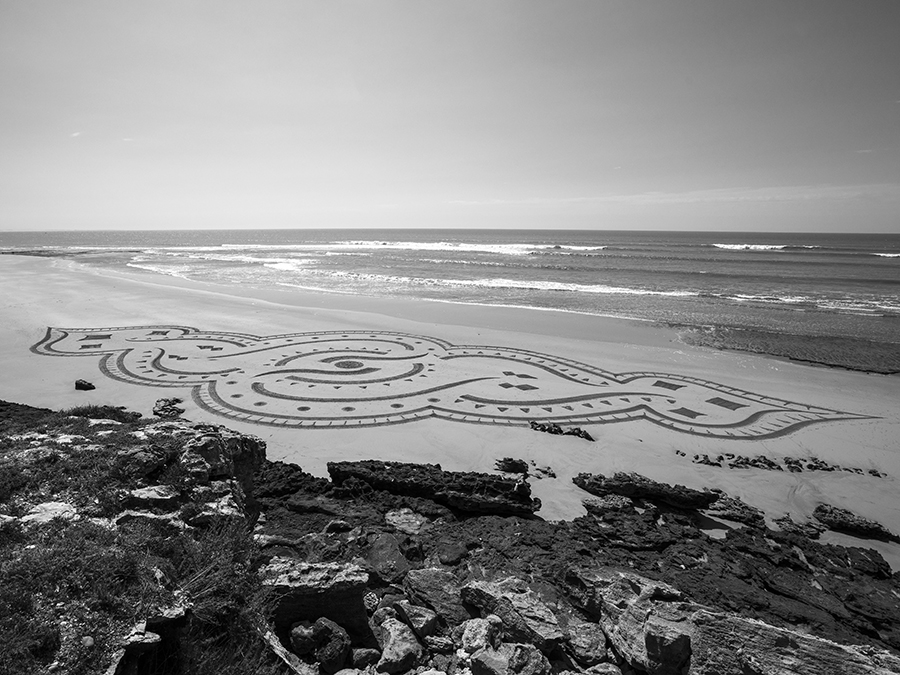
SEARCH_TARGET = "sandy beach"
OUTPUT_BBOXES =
[3,253,899,567]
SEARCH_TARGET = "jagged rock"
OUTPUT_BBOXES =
[582,495,635,518]
[564,566,692,673]
[184,493,244,526]
[690,609,900,674]
[328,461,541,517]
[290,622,318,655]
[813,504,900,542]
[152,397,184,418]
[367,533,410,584]
[21,501,78,524]
[461,578,563,652]
[573,472,718,510]
[260,557,372,642]
[702,494,764,527]
[125,484,181,511]
[496,458,529,474]
[375,617,422,673]
[564,567,683,621]
[459,616,502,654]
[177,423,265,494]
[394,600,437,639]
[470,643,551,675]
[404,567,471,626]
[385,508,429,535]
[114,447,167,479]
[424,635,455,654]
[563,617,608,667]
[74,379,95,391]
[312,618,352,674]
[772,513,826,539]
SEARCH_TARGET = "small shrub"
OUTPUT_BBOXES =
[62,405,142,424]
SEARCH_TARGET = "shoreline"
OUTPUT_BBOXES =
[6,248,899,375]
[2,253,899,569]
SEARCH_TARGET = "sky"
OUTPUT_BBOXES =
[1,1,898,232]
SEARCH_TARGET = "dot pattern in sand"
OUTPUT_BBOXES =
[32,325,871,437]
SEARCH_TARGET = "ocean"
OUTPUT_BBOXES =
[2,229,899,372]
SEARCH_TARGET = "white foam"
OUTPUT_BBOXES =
[712,244,788,251]
[872,253,900,258]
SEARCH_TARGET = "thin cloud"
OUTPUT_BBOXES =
[447,184,900,207]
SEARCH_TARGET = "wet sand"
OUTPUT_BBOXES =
[2,253,899,567]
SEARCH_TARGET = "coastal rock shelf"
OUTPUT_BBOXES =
[31,325,871,438]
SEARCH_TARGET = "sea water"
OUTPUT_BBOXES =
[2,229,898,370]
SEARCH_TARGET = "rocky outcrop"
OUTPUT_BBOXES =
[328,460,541,516]
[152,397,184,418]
[461,578,563,652]
[814,503,900,542]
[404,567,472,626]
[574,471,718,509]
[701,493,765,526]
[260,558,373,643]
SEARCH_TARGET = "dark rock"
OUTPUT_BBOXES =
[813,504,900,542]
[152,397,184,418]
[529,421,594,442]
[366,533,410,584]
[404,567,471,626]
[352,647,381,669]
[496,458,529,474]
[289,622,318,655]
[573,472,718,510]
[328,460,540,517]
[74,379,95,391]
[702,494,765,527]
[314,618,352,674]
[437,540,468,566]
[562,616,608,667]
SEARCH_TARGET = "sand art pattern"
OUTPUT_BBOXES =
[32,326,869,437]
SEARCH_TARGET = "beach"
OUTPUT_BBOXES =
[3,252,899,567]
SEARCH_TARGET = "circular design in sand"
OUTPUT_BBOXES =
[31,325,871,437]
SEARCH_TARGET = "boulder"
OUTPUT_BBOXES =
[125,484,181,511]
[404,567,471,626]
[459,616,502,654]
[813,504,900,542]
[74,379,95,391]
[470,643,551,675]
[563,617,608,667]
[461,578,563,652]
[573,472,717,510]
[351,648,381,669]
[152,397,184,418]
[366,533,410,584]
[328,460,541,517]
[21,501,78,524]
[313,618,352,674]
[385,508,429,535]
[375,618,422,673]
[496,458,529,474]
[394,600,437,639]
[260,557,371,642]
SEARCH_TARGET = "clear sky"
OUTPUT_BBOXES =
[1,1,898,232]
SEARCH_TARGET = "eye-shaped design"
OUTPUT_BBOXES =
[334,360,364,369]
